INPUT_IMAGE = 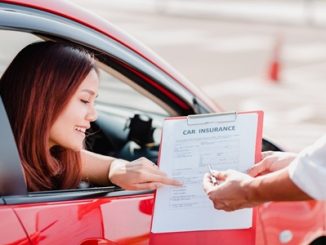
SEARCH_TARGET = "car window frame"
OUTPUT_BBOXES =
[0,3,213,203]
[0,3,211,115]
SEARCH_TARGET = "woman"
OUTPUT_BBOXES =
[0,41,180,192]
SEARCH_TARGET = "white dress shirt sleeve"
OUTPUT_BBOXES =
[288,135,326,200]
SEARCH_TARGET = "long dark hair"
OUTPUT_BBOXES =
[0,41,97,191]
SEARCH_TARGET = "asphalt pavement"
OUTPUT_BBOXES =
[75,0,326,26]
[72,0,326,152]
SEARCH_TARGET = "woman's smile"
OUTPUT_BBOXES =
[74,126,87,134]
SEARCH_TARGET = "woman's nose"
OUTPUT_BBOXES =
[86,105,98,122]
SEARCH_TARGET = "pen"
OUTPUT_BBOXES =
[208,164,218,185]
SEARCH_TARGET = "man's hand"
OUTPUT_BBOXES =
[203,169,260,211]
[247,151,297,177]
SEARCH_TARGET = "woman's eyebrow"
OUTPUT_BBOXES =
[81,89,98,97]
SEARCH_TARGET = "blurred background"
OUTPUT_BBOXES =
[72,0,326,152]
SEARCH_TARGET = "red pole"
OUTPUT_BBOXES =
[267,35,282,83]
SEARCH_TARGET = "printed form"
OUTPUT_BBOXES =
[151,112,263,233]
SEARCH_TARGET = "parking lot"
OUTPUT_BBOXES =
[70,0,326,152]
[1,0,325,152]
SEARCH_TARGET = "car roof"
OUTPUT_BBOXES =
[0,0,220,111]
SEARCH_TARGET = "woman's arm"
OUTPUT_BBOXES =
[80,150,181,190]
[80,149,114,186]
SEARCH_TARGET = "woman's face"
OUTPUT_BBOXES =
[49,69,99,151]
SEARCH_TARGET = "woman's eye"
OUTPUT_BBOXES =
[80,99,90,104]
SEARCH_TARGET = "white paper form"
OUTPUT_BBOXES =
[151,112,260,233]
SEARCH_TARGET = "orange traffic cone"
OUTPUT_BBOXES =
[267,35,282,83]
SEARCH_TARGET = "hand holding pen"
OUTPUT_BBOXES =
[208,164,218,185]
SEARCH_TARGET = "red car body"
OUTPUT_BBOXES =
[0,0,325,244]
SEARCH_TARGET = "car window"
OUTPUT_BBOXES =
[0,30,41,76]
[88,65,167,164]
[96,68,168,116]
[0,30,169,194]
[0,30,168,116]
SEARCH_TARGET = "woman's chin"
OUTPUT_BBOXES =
[53,137,85,152]
[66,142,84,152]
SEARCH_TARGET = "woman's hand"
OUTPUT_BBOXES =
[108,157,182,190]
[247,151,297,177]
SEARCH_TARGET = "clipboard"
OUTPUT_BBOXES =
[150,111,264,244]
[186,111,237,125]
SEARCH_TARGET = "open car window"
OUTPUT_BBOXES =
[87,66,169,163]
[0,30,168,116]
[0,30,41,76]
[97,67,168,116]
[0,29,172,200]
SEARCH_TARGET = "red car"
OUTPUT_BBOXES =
[0,0,325,244]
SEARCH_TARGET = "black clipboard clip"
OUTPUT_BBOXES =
[187,112,237,125]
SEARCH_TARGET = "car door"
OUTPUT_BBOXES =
[0,98,31,245]
[0,2,205,244]
[0,207,30,245]
[5,192,155,244]
[0,30,156,243]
